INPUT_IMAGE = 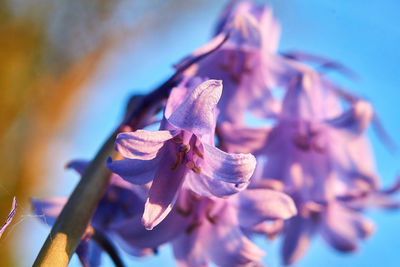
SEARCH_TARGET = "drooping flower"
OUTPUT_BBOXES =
[0,197,17,239]
[239,70,397,264]
[175,0,296,125]
[107,79,257,230]
[110,187,297,267]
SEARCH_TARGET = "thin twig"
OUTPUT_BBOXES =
[91,227,125,267]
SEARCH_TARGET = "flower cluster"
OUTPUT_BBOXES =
[32,0,398,266]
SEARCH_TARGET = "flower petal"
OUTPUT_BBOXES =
[184,172,248,198]
[282,215,315,265]
[31,197,66,226]
[114,130,176,160]
[208,206,265,266]
[0,197,17,238]
[321,202,374,252]
[167,80,222,140]
[201,143,256,185]
[172,224,209,267]
[219,122,270,154]
[111,209,190,250]
[142,152,187,230]
[106,157,160,185]
[233,189,297,228]
[325,100,373,136]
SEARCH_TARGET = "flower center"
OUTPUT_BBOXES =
[169,131,204,174]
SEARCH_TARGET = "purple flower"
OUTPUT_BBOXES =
[281,198,376,265]
[0,197,17,239]
[110,188,297,267]
[175,1,295,125]
[107,79,257,230]
[237,71,392,264]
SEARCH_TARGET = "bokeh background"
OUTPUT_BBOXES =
[0,0,399,266]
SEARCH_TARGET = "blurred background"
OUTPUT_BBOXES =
[0,0,398,266]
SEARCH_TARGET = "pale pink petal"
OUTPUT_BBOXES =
[142,154,187,230]
[201,143,256,185]
[233,189,297,228]
[167,80,222,140]
[114,130,176,160]
[106,157,160,185]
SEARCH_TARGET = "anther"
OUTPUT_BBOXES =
[172,136,183,143]
[185,161,195,169]
[170,152,184,170]
[176,205,192,217]
[206,212,218,224]
[180,144,191,153]
[193,145,204,159]
[185,221,202,234]
[192,166,202,174]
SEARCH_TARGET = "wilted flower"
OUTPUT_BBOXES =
[108,79,257,230]
[0,197,17,239]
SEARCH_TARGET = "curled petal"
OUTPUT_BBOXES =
[167,80,222,139]
[110,208,191,250]
[106,157,159,185]
[31,197,66,226]
[201,143,256,185]
[325,100,373,136]
[142,154,187,230]
[184,172,248,198]
[233,189,297,228]
[172,223,209,267]
[219,122,270,154]
[321,202,374,252]
[165,77,205,119]
[249,220,284,239]
[115,130,176,160]
[208,207,265,267]
[0,197,17,238]
[282,215,315,265]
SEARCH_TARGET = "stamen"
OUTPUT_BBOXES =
[192,166,202,174]
[170,152,184,170]
[176,205,192,217]
[206,211,218,224]
[230,73,241,83]
[172,136,183,143]
[293,135,311,151]
[185,161,202,174]
[180,144,191,153]
[185,221,202,234]
[185,161,195,169]
[193,145,204,159]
